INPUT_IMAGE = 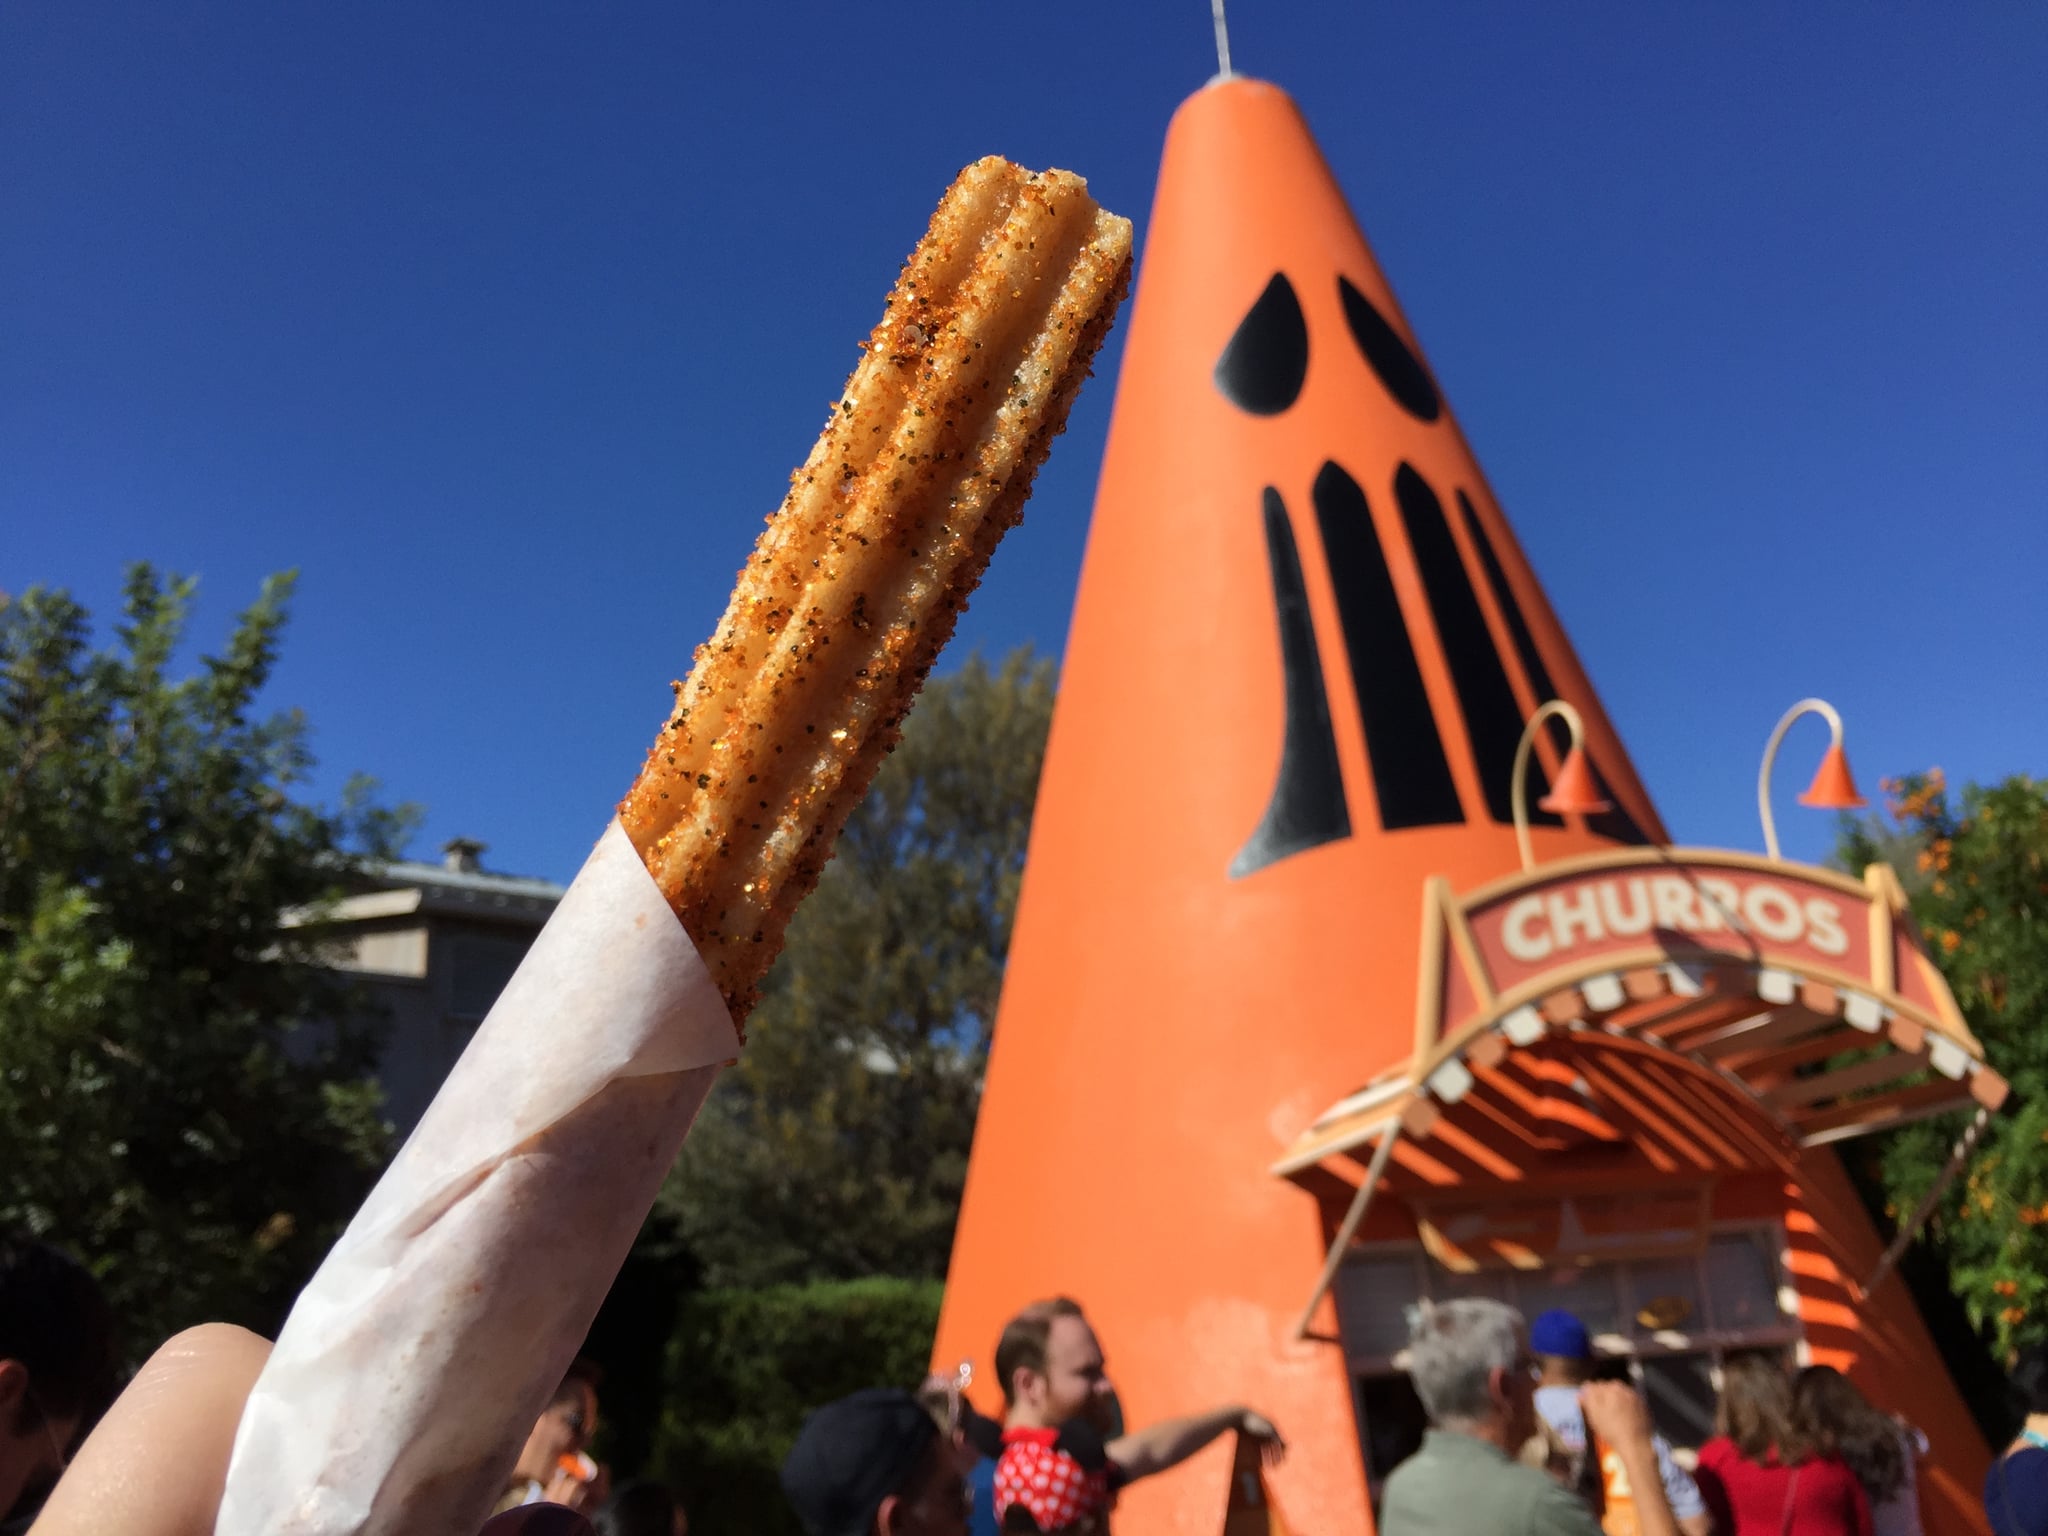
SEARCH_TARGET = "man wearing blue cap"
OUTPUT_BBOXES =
[1528,1311,1709,1536]
[1381,1299,1677,1536]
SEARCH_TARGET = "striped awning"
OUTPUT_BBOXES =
[1276,851,2007,1184]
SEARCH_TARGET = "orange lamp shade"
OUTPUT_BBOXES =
[1538,742,1613,816]
[1799,740,1867,810]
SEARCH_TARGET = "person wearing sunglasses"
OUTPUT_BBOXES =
[0,1234,118,1535]
[495,1358,609,1516]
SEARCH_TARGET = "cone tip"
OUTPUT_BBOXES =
[1176,71,1294,119]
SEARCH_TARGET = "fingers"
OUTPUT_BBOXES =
[539,1473,603,1515]
[481,1506,596,1536]
[29,1321,595,1536]
[1579,1381,1653,1447]
[539,1475,605,1514]
[32,1324,272,1536]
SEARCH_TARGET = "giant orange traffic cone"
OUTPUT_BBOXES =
[933,79,1665,1534]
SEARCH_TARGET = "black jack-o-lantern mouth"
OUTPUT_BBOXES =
[1218,272,1645,878]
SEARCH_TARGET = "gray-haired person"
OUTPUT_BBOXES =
[1377,1299,1680,1536]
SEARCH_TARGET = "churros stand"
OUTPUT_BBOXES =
[931,76,2004,1536]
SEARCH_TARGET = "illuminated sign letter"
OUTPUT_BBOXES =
[1804,898,1849,957]
[1599,877,1653,938]
[1648,875,1700,932]
[1547,886,1606,950]
[1743,883,1805,944]
[1503,895,1553,962]
[1697,878,1745,934]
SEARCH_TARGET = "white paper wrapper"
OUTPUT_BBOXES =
[216,818,741,1536]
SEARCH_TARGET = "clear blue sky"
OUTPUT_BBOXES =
[6,3,2043,882]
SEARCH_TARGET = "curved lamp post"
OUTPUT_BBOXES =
[1758,697,1866,861]
[1511,700,1612,872]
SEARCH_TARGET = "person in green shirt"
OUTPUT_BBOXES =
[1378,1298,1679,1536]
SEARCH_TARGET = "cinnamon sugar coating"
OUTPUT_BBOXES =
[619,158,1132,1022]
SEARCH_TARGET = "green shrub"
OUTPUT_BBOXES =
[647,1276,942,1536]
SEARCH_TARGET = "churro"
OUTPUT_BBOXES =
[620,156,1133,1019]
[215,157,1128,1536]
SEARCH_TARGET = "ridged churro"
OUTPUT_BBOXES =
[620,157,1133,1020]
[215,159,1127,1536]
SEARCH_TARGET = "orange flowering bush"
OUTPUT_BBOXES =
[1841,772,2048,1356]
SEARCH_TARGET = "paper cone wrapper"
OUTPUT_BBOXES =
[215,819,741,1536]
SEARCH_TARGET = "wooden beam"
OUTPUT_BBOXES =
[1725,1027,1873,1081]
[1792,1078,1975,1140]
[1428,1116,1528,1183]
[1591,1053,1753,1169]
[1802,1093,1983,1148]
[1626,989,1741,1039]
[1693,1006,1837,1062]
[1762,1049,1924,1110]
[1862,1109,1989,1296]
[1646,997,1771,1047]
[1390,1134,1462,1185]
[1570,1057,1692,1174]
[1466,1067,1608,1151]
[1295,1125,1402,1340]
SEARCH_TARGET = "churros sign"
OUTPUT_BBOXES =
[1406,846,1993,1137]
[1476,859,1862,988]
[1426,849,1929,1023]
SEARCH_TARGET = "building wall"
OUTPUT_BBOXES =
[1785,1151,1992,1536]
[340,915,540,1133]
[317,866,559,1136]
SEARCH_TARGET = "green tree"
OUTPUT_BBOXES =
[646,1277,942,1536]
[1838,770,2048,1357]
[0,567,412,1355]
[655,647,1056,1288]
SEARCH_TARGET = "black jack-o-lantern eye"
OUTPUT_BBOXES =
[1229,486,1351,878]
[1337,275,1440,422]
[1223,267,1651,874]
[1213,273,1308,415]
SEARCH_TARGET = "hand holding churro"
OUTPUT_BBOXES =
[212,159,1130,1536]
[33,1325,595,1536]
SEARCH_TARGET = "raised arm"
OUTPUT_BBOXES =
[1107,1406,1284,1482]
[29,1324,594,1536]
[1580,1382,1680,1536]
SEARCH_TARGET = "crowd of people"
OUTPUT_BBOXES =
[9,1229,2048,1534]
[0,1236,1278,1536]
[1379,1296,2048,1536]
